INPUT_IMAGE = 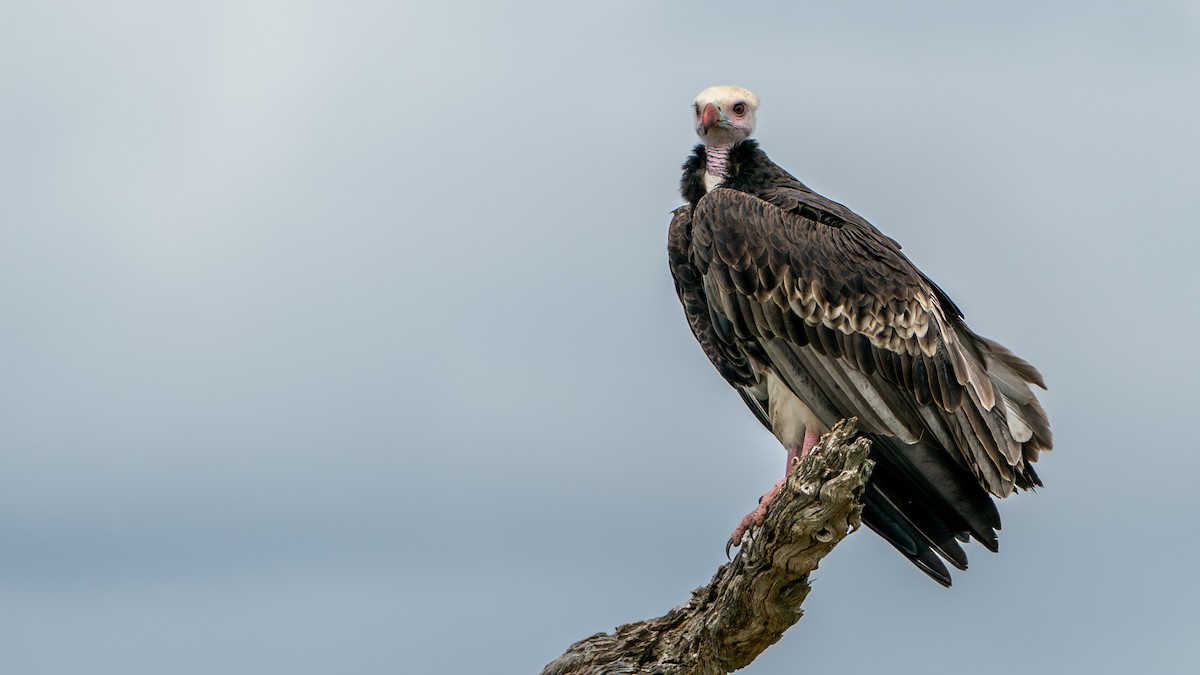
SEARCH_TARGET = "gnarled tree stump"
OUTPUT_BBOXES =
[542,418,874,675]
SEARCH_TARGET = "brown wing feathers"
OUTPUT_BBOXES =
[696,191,952,403]
[691,188,1048,492]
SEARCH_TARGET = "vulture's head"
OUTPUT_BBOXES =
[693,85,759,146]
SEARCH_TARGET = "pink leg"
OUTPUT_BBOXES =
[799,428,821,458]
[786,429,821,471]
[728,428,823,555]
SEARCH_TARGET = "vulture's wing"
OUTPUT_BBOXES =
[689,186,1049,491]
[679,186,1051,583]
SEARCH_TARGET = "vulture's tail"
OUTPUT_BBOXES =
[860,435,1002,587]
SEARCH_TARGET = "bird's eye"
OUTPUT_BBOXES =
[732,102,747,116]
[694,103,701,116]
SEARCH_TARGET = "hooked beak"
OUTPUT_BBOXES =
[701,103,733,133]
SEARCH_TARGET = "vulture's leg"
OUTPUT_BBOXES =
[727,429,821,555]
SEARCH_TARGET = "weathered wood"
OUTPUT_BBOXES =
[541,419,874,675]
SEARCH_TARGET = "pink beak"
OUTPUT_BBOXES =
[701,103,721,133]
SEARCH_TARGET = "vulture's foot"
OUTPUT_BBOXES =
[725,432,820,557]
[726,478,786,557]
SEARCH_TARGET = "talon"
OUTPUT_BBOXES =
[727,522,749,558]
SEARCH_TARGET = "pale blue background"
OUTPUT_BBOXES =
[3,1,1198,673]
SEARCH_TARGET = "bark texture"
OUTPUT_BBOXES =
[541,419,874,675]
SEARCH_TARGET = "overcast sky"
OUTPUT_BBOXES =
[3,1,1199,673]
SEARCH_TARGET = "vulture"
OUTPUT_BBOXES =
[668,85,1053,586]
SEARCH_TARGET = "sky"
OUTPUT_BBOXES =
[2,1,1199,673]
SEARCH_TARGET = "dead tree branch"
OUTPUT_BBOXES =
[541,418,873,675]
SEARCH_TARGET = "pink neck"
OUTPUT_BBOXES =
[705,144,731,178]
